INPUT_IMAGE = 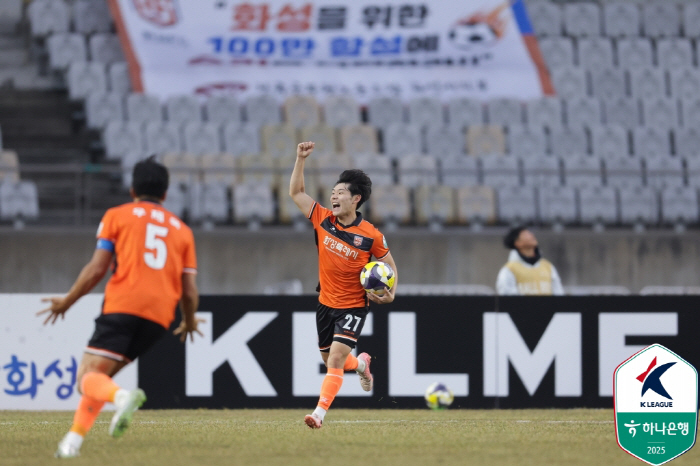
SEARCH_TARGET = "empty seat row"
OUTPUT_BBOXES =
[48,33,124,69]
[0,179,39,224]
[29,0,112,37]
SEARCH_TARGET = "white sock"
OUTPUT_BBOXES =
[113,388,129,407]
[312,407,327,421]
[63,431,83,450]
[356,358,366,373]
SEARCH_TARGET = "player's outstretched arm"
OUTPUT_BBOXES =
[173,272,204,342]
[37,248,113,325]
[367,253,398,304]
[289,141,316,216]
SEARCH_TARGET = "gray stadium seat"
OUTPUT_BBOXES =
[103,121,142,160]
[628,67,666,98]
[144,121,181,155]
[590,125,629,158]
[551,67,587,99]
[642,1,681,38]
[645,156,685,190]
[0,0,22,33]
[424,125,465,157]
[661,186,699,225]
[108,62,131,95]
[579,185,618,226]
[619,186,659,226]
[0,150,19,183]
[397,154,439,188]
[201,153,236,187]
[85,92,123,129]
[67,62,107,100]
[261,124,297,159]
[497,186,537,224]
[222,123,260,157]
[632,126,671,159]
[162,152,198,186]
[126,93,161,123]
[165,95,201,124]
[316,153,352,191]
[190,182,229,225]
[28,0,70,37]
[486,98,524,126]
[564,97,602,129]
[244,95,281,126]
[446,98,483,127]
[183,122,221,156]
[440,154,479,188]
[0,179,39,222]
[602,97,641,129]
[527,0,562,36]
[577,37,614,69]
[383,123,422,157]
[482,155,521,187]
[538,37,575,69]
[89,33,125,65]
[466,126,505,156]
[521,155,561,187]
[47,33,87,70]
[238,154,275,188]
[414,185,456,227]
[506,125,547,158]
[283,95,320,128]
[72,0,112,34]
[563,155,603,189]
[687,157,700,188]
[679,98,700,128]
[683,2,700,38]
[322,96,360,127]
[539,185,577,225]
[352,153,393,186]
[590,67,626,100]
[300,125,337,156]
[675,126,700,157]
[605,156,643,188]
[340,125,378,154]
[162,184,187,218]
[368,184,412,227]
[525,97,563,129]
[563,2,601,37]
[550,126,588,156]
[367,97,404,129]
[641,97,679,130]
[408,97,444,128]
[668,67,700,100]
[456,186,496,226]
[205,95,241,124]
[616,38,653,69]
[120,152,147,189]
[603,1,641,37]
[656,38,693,69]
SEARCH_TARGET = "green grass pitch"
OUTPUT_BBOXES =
[1,409,698,466]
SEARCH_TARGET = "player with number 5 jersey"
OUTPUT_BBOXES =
[38,156,203,459]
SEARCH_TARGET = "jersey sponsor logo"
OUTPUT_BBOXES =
[322,235,358,260]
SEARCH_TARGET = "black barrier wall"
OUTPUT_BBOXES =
[138,296,700,409]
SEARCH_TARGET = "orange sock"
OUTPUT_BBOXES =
[80,372,120,403]
[69,395,105,436]
[344,353,359,371]
[317,368,344,411]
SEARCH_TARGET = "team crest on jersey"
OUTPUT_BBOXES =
[354,235,363,247]
[133,0,180,27]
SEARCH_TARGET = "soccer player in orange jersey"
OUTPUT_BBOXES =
[290,141,398,429]
[37,157,203,458]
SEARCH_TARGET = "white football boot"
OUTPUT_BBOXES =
[109,388,147,438]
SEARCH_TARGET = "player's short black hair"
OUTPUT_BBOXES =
[132,155,169,199]
[503,225,528,250]
[335,169,372,209]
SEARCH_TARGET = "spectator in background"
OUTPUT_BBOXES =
[496,226,564,295]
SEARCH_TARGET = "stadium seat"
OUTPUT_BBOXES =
[619,186,659,227]
[278,174,319,225]
[28,0,70,37]
[261,124,297,159]
[383,123,422,157]
[563,2,601,36]
[204,95,241,124]
[283,95,320,128]
[72,0,112,34]
[183,122,221,156]
[440,154,480,188]
[539,185,577,225]
[222,123,260,157]
[47,34,87,70]
[143,121,181,155]
[602,1,641,37]
[368,184,411,227]
[640,97,679,130]
[238,154,275,188]
[126,93,161,123]
[162,184,187,219]
[67,62,107,100]
[456,185,496,226]
[506,125,547,158]
[273,155,317,193]
[201,153,237,187]
[521,155,561,187]
[300,124,337,156]
[397,154,438,188]
[486,98,523,126]
[408,97,444,129]
[120,152,147,189]
[675,127,700,158]
[679,98,700,128]
[189,182,229,225]
[563,155,603,189]
[108,62,131,95]
[526,0,562,36]
[656,38,693,69]
[645,156,685,190]
[414,185,456,227]
[602,97,641,129]
[683,2,700,38]
[550,126,588,156]
[628,67,666,98]
[564,97,602,129]
[165,95,202,124]
[161,152,199,186]
[605,156,643,188]
[538,36,575,69]
[0,0,22,33]
[616,38,653,69]
[590,125,629,158]
[88,33,125,65]
[446,98,484,128]
[579,185,618,226]
[367,96,404,129]
[590,67,626,100]
[632,126,671,159]
[466,125,505,156]
[497,186,537,224]
[322,96,360,127]
[232,182,275,227]
[352,153,393,186]
[424,125,465,157]
[481,155,521,187]
[339,125,378,154]
[550,67,587,99]
[687,157,700,187]
[668,67,700,100]
[244,94,281,126]
[660,186,699,225]
[103,121,142,160]
[0,179,39,224]
[314,153,352,190]
[642,1,681,38]
[0,150,19,184]
[85,92,123,129]
[577,37,614,69]
[525,97,563,129]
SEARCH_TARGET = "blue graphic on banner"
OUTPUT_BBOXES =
[3,355,78,400]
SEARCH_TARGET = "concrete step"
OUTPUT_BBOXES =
[0,36,24,49]
[0,48,27,67]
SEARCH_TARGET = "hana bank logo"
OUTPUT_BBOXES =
[448,2,509,51]
[133,0,180,27]
[637,356,676,401]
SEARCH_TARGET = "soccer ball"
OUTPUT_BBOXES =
[424,382,454,410]
[360,261,395,296]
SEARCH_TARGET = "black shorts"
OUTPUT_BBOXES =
[316,303,369,352]
[86,313,167,363]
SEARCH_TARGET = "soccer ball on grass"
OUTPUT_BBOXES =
[424,382,454,410]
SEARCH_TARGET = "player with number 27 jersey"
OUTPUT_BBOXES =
[98,201,197,329]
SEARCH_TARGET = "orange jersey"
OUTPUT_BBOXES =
[309,202,390,309]
[97,201,197,329]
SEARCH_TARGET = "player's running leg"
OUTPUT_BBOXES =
[305,342,352,428]
[343,352,373,391]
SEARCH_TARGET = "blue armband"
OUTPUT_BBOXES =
[96,238,115,253]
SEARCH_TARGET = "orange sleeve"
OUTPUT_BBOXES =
[309,202,331,227]
[183,228,197,274]
[97,208,118,242]
[371,230,390,260]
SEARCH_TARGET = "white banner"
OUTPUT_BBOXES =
[0,294,137,410]
[109,0,552,101]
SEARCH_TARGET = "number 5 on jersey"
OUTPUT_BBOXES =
[144,223,168,269]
